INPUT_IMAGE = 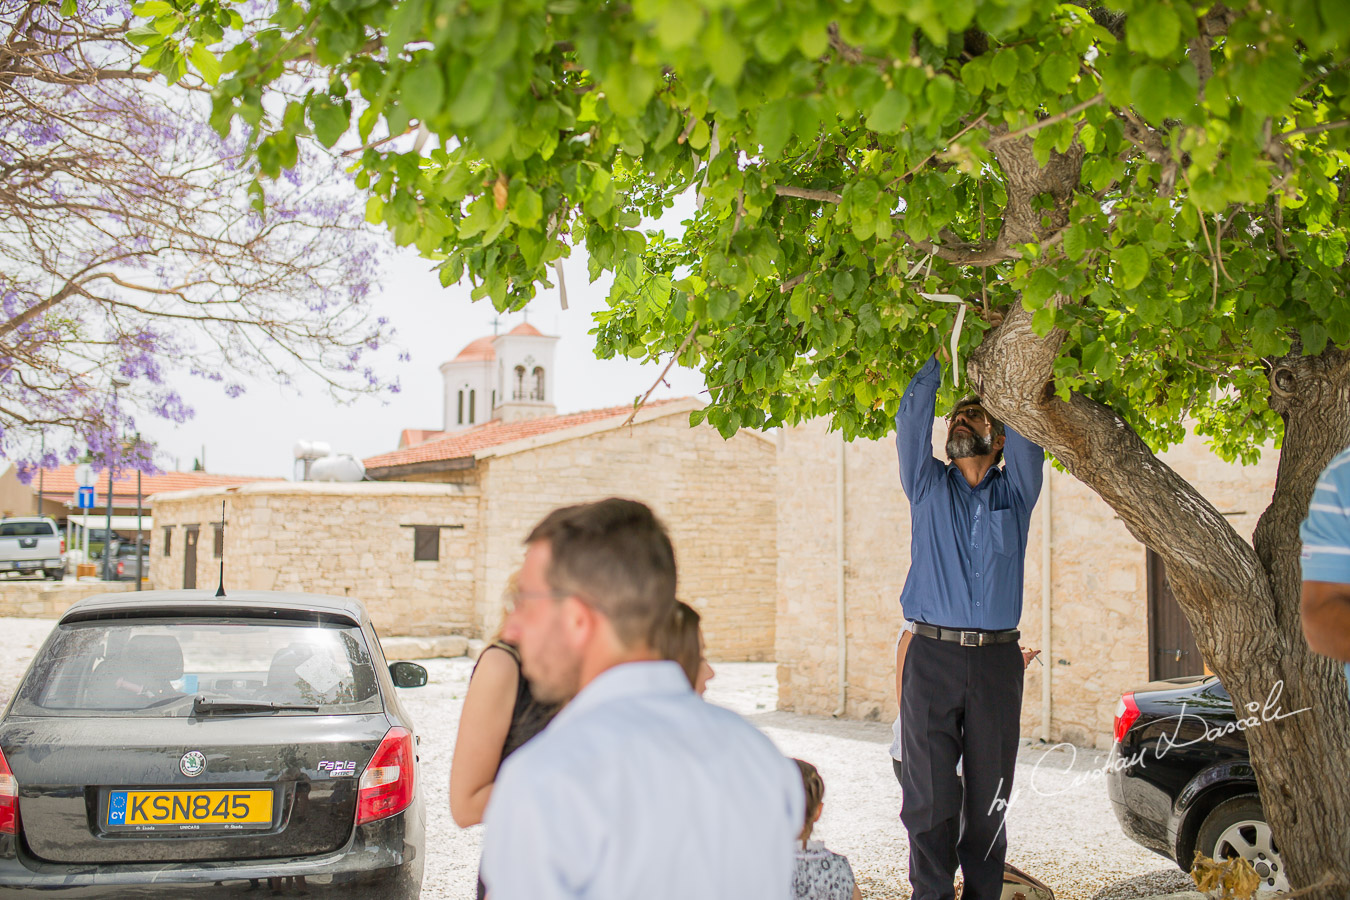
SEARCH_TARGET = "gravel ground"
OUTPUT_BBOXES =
[0,619,1185,900]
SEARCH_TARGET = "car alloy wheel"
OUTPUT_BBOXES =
[1197,795,1290,894]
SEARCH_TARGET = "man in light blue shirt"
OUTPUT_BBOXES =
[1300,445,1350,702]
[481,498,804,900]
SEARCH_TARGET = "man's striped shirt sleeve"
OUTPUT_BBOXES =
[1301,447,1350,585]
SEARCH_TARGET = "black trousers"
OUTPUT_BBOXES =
[899,634,1023,900]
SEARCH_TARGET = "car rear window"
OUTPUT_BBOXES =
[0,521,54,536]
[13,619,382,717]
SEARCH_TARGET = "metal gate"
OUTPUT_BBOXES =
[183,525,199,589]
[1146,548,1205,680]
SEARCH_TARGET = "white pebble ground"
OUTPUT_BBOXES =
[0,618,1189,900]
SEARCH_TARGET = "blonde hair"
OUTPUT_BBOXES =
[794,758,825,841]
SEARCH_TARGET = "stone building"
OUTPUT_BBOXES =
[151,324,778,661]
[774,418,1278,749]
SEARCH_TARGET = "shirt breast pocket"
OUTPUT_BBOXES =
[989,509,1019,557]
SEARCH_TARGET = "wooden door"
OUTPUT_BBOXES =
[183,526,199,589]
[1146,548,1205,680]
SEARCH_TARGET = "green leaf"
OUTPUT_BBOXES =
[1129,64,1185,124]
[133,0,175,15]
[1063,224,1088,261]
[448,72,494,126]
[1031,306,1057,336]
[1126,2,1181,59]
[1040,53,1078,94]
[126,24,162,47]
[1113,244,1149,290]
[509,184,544,229]
[402,63,446,122]
[310,99,349,147]
[1301,320,1330,356]
[832,270,855,300]
[59,0,77,14]
[1022,268,1059,308]
[991,49,1018,88]
[189,42,221,86]
[866,89,911,134]
[756,100,793,160]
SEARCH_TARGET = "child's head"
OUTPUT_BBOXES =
[793,758,825,842]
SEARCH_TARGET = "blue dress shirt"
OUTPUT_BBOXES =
[895,355,1044,631]
[480,660,804,900]
[1299,445,1350,701]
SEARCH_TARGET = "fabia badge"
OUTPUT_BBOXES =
[180,751,207,778]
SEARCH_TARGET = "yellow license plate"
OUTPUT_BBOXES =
[106,789,273,830]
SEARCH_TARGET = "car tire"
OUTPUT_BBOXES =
[1195,794,1289,894]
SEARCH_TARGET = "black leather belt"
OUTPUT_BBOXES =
[913,622,1020,646]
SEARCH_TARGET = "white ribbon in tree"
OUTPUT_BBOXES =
[905,252,969,389]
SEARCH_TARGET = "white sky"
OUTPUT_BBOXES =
[148,243,706,478]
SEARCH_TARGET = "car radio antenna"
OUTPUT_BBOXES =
[214,499,226,597]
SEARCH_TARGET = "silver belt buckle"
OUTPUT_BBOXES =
[959,631,980,647]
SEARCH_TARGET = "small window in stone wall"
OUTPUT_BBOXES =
[213,523,224,559]
[413,526,439,561]
[163,526,172,556]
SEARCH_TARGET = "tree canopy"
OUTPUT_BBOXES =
[142,0,1350,885]
[0,0,396,477]
[147,0,1350,465]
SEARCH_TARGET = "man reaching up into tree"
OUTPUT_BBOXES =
[894,352,1043,900]
[1300,445,1350,702]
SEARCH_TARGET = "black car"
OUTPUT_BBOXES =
[0,589,428,896]
[1107,674,1287,893]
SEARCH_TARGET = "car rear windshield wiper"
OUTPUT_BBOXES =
[191,696,320,715]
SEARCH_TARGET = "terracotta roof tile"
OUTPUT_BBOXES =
[365,398,689,470]
[451,335,496,362]
[398,429,448,450]
[505,322,544,337]
[33,466,275,502]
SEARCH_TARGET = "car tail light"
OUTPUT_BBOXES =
[0,746,18,834]
[116,561,124,576]
[60,538,65,554]
[356,727,414,825]
[1113,692,1141,744]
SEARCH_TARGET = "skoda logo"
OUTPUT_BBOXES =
[180,751,207,778]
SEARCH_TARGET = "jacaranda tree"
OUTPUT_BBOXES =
[0,0,395,477]
[152,0,1350,887]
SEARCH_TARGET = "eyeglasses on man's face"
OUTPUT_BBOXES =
[503,588,569,615]
[950,405,990,426]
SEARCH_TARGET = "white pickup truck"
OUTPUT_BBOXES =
[0,517,65,580]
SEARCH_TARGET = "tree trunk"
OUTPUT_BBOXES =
[968,305,1350,895]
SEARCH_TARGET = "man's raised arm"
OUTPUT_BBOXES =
[1001,424,1045,511]
[895,355,945,502]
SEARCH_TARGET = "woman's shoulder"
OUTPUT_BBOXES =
[469,642,522,688]
[485,641,521,662]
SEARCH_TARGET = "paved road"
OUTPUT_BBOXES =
[0,618,1181,899]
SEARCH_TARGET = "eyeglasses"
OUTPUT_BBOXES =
[503,588,570,614]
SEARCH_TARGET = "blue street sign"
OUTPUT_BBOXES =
[77,486,96,509]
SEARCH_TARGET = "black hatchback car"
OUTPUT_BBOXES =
[1107,674,1287,893]
[0,590,427,896]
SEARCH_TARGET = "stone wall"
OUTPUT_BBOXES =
[150,482,480,636]
[0,581,146,619]
[476,413,779,661]
[776,418,1278,747]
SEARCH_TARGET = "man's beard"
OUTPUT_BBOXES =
[946,427,995,460]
